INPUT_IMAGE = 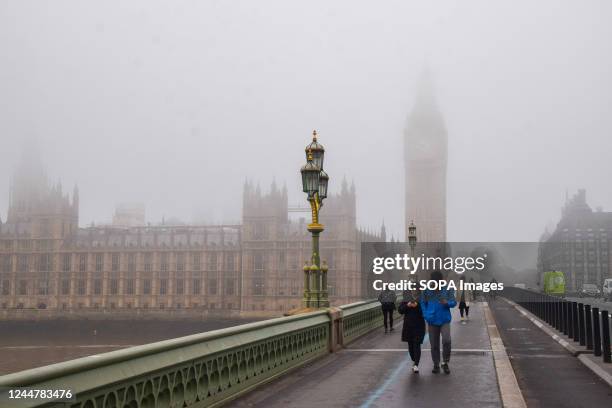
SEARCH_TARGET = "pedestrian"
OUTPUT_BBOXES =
[398,288,426,373]
[378,288,397,333]
[469,277,479,301]
[459,276,474,323]
[421,270,456,374]
[489,278,498,300]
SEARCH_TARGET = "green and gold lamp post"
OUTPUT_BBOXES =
[300,130,329,308]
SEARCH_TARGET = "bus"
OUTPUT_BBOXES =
[543,271,565,296]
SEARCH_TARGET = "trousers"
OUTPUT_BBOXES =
[382,309,393,329]
[407,338,422,365]
[428,323,451,365]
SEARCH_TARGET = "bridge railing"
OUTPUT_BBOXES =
[502,286,611,364]
[0,300,387,408]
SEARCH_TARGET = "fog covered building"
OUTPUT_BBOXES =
[0,153,383,317]
[404,72,447,243]
[538,189,612,291]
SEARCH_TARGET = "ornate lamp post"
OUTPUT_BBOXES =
[300,130,329,308]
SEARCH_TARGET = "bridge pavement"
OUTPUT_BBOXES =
[489,299,612,407]
[232,303,502,407]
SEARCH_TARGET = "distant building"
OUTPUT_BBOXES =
[404,72,447,242]
[112,203,145,227]
[538,189,612,291]
[0,152,383,317]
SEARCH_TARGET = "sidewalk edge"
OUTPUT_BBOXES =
[501,298,587,357]
[502,297,612,389]
[577,354,612,388]
[482,301,527,408]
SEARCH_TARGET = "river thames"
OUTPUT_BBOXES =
[0,318,258,375]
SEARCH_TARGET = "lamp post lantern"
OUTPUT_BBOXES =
[300,130,329,308]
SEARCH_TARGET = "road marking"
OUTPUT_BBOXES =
[502,298,585,356]
[483,302,527,408]
[357,333,428,408]
[346,348,492,353]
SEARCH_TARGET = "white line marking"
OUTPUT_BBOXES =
[345,348,492,353]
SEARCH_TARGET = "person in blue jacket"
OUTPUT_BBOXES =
[421,270,456,374]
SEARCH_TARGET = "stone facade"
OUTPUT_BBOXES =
[0,155,382,318]
[538,189,612,291]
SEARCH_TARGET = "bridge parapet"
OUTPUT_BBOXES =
[0,300,385,408]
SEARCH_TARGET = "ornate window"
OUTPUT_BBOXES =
[192,279,201,295]
[192,253,201,271]
[208,253,217,271]
[79,254,87,272]
[94,279,102,295]
[127,253,136,273]
[176,279,184,294]
[161,253,169,272]
[95,254,104,272]
[126,279,135,295]
[111,253,120,272]
[61,279,70,295]
[18,255,28,273]
[2,280,10,295]
[62,254,71,272]
[144,253,152,272]
[176,253,185,271]
[110,279,118,295]
[143,279,151,295]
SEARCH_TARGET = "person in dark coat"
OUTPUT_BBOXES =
[398,289,426,373]
[378,288,397,333]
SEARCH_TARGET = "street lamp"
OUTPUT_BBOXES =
[300,130,329,308]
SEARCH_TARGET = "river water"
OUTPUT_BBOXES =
[0,319,258,375]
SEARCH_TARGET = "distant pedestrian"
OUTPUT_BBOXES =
[421,270,456,374]
[398,288,426,373]
[459,276,474,323]
[489,278,498,300]
[378,288,397,333]
[469,277,479,301]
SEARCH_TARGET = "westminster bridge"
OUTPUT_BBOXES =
[1,289,611,408]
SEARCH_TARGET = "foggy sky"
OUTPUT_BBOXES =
[1,1,611,241]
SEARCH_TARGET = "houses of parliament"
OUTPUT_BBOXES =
[0,74,446,319]
[0,150,384,318]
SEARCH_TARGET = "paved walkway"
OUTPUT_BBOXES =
[489,299,612,408]
[233,304,502,407]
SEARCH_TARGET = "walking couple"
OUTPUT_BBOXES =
[380,270,456,374]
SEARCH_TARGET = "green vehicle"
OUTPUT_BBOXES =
[543,271,565,296]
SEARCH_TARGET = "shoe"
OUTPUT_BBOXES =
[441,363,450,374]
[390,327,394,332]
[384,328,388,333]
[432,365,440,374]
[412,365,419,374]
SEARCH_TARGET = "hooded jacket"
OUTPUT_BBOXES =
[421,288,457,326]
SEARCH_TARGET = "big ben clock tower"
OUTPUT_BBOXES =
[404,73,447,242]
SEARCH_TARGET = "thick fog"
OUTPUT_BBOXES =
[1,1,611,241]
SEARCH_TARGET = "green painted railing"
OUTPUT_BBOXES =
[0,300,387,408]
